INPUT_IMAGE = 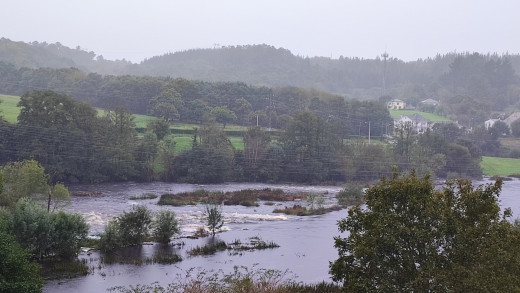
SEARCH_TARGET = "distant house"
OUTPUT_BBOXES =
[420,99,439,106]
[387,99,406,110]
[395,114,432,133]
[485,118,499,130]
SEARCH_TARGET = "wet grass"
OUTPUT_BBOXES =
[145,253,182,264]
[188,237,280,256]
[158,188,307,207]
[40,259,91,280]
[100,253,182,265]
[130,193,158,200]
[273,204,344,216]
[188,240,228,256]
[229,236,280,252]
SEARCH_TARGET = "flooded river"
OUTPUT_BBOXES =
[43,178,520,292]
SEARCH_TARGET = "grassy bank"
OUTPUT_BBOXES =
[481,156,520,176]
[389,109,450,122]
[0,94,20,123]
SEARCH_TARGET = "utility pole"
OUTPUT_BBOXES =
[368,121,371,144]
[381,51,389,96]
[267,93,273,131]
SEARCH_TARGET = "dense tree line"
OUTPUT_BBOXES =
[0,62,395,138]
[1,88,484,184]
[0,90,153,183]
[2,39,520,118]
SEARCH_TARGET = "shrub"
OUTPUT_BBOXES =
[98,220,122,252]
[11,198,54,259]
[118,205,152,246]
[188,240,228,256]
[0,221,43,293]
[152,210,179,244]
[336,184,365,206]
[10,199,89,260]
[50,212,89,259]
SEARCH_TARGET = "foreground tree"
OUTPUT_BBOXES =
[330,172,520,292]
[0,220,43,293]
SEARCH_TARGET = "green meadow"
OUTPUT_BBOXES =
[0,94,245,155]
[389,109,450,122]
[0,94,21,123]
[481,156,520,176]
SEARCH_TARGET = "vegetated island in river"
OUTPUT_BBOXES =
[157,188,346,215]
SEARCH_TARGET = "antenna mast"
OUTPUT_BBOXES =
[381,51,389,95]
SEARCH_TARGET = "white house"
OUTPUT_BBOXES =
[395,114,432,133]
[387,99,406,110]
[420,98,439,106]
[485,119,499,130]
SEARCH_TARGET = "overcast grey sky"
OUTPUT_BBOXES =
[2,0,518,63]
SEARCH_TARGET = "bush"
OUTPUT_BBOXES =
[12,199,54,259]
[0,221,43,293]
[98,220,122,252]
[336,184,365,206]
[10,199,89,260]
[152,210,179,244]
[50,212,89,259]
[118,205,152,246]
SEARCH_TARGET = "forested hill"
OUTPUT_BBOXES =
[136,45,453,95]
[3,38,520,99]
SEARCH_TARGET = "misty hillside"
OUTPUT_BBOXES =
[3,38,520,99]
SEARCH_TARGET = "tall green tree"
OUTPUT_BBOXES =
[98,107,139,180]
[0,160,71,211]
[147,88,182,121]
[0,220,43,293]
[282,111,344,182]
[209,106,237,128]
[330,172,520,292]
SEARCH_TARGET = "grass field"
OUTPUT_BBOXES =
[0,94,21,123]
[173,134,244,153]
[481,156,520,176]
[389,109,451,122]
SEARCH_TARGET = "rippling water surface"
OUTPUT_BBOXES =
[43,178,520,293]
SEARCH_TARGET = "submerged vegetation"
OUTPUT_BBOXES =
[130,193,158,200]
[188,237,280,257]
[158,188,306,207]
[101,253,182,266]
[273,204,343,216]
